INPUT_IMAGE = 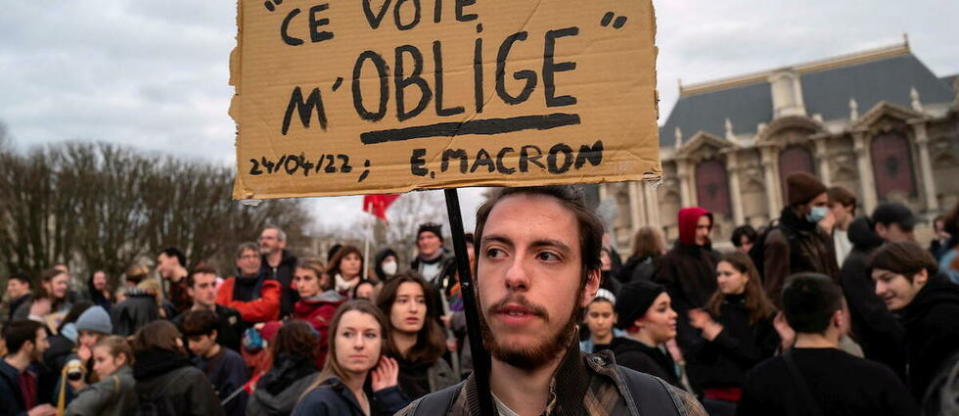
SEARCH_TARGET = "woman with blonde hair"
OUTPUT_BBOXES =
[292,300,408,416]
[110,276,174,336]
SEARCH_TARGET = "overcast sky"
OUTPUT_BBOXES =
[1,1,956,230]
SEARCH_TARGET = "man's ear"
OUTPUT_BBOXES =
[582,269,601,307]
[913,268,929,286]
[211,330,218,342]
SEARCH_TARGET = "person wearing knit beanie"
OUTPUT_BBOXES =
[615,279,668,330]
[608,279,682,387]
[76,306,113,337]
[786,172,828,207]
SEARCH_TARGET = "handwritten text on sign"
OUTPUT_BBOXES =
[231,0,660,199]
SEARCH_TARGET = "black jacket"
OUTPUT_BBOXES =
[685,294,778,392]
[616,255,657,284]
[261,249,298,318]
[840,216,906,379]
[762,208,839,308]
[111,290,160,336]
[133,348,225,416]
[246,354,318,416]
[607,337,681,388]
[292,377,409,416]
[0,360,28,416]
[900,273,959,401]
[654,242,721,354]
[172,305,246,352]
[8,294,30,322]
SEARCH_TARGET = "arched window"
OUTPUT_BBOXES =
[871,132,916,199]
[779,146,815,199]
[695,159,731,217]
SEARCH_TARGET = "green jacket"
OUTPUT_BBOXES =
[66,366,138,416]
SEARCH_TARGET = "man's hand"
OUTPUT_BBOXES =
[688,309,723,341]
[818,210,836,233]
[773,311,796,351]
[370,356,399,392]
[27,404,57,416]
[29,298,52,317]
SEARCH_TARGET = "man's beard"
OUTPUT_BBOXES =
[477,286,583,371]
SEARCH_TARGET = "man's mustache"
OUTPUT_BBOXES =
[487,295,549,321]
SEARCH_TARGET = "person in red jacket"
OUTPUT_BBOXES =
[216,243,281,325]
[291,258,344,369]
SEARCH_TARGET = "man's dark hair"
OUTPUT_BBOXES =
[161,247,187,268]
[236,242,259,259]
[2,320,46,354]
[730,225,757,248]
[7,273,31,286]
[187,263,218,288]
[869,241,938,283]
[40,268,65,282]
[827,186,857,215]
[782,273,843,334]
[179,309,219,337]
[474,186,603,286]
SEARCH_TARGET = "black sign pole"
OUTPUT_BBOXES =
[443,188,495,416]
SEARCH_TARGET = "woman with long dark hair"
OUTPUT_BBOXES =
[328,246,365,297]
[685,251,779,415]
[292,300,408,416]
[375,272,457,400]
[616,226,667,283]
[86,271,113,310]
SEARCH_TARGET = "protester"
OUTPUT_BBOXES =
[14,268,72,328]
[293,300,408,416]
[929,215,951,261]
[376,272,457,400]
[840,202,915,378]
[111,275,169,336]
[64,336,137,416]
[825,186,857,266]
[760,172,839,307]
[685,252,779,414]
[599,246,622,296]
[56,305,112,392]
[617,226,667,284]
[291,259,344,369]
[410,223,452,285]
[613,279,683,387]
[580,293,625,353]
[738,273,916,416]
[352,280,378,301]
[397,186,703,415]
[372,248,400,282]
[328,245,365,297]
[122,264,149,288]
[259,226,299,318]
[131,320,224,416]
[870,241,959,406]
[85,271,112,311]
[5,274,32,322]
[216,242,281,324]
[157,247,191,314]
[730,225,757,254]
[938,203,959,283]
[180,309,248,416]
[0,320,56,416]
[172,263,245,352]
[246,320,321,416]
[654,206,721,364]
[42,301,92,376]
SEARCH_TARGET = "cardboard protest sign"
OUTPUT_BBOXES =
[231,0,660,199]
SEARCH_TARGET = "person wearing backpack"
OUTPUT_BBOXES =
[131,320,225,416]
[760,173,839,308]
[738,273,916,416]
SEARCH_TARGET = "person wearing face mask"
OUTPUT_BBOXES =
[373,248,400,283]
[760,173,839,308]
[685,252,779,415]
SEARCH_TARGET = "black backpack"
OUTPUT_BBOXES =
[748,220,798,282]
[135,370,182,416]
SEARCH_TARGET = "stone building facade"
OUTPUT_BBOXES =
[601,41,959,251]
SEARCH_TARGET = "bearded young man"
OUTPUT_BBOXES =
[397,186,704,416]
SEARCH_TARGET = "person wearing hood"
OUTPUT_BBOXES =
[611,279,683,387]
[761,173,839,307]
[131,320,224,416]
[410,223,452,286]
[653,206,721,365]
[246,321,322,416]
[217,243,281,325]
[840,202,915,379]
[259,227,299,319]
[373,248,400,283]
[291,259,344,369]
[870,241,959,405]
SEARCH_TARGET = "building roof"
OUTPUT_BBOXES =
[943,74,958,93]
[660,43,956,148]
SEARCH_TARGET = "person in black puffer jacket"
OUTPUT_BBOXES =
[246,321,321,416]
[131,320,224,416]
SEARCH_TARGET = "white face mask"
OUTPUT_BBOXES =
[381,261,398,276]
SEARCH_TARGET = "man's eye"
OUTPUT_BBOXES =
[537,252,559,262]
[486,248,504,258]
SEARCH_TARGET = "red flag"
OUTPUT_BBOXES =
[362,194,400,222]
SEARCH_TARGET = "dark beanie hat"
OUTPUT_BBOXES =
[417,223,444,241]
[786,172,827,206]
[614,279,667,330]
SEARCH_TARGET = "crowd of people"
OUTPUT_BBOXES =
[1,175,958,416]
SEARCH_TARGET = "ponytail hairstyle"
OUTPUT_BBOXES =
[706,251,777,324]
[95,335,135,367]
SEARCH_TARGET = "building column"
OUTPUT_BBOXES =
[677,159,693,208]
[643,181,661,228]
[815,138,832,186]
[628,181,644,236]
[761,147,782,217]
[912,121,939,212]
[853,132,879,214]
[726,151,745,225]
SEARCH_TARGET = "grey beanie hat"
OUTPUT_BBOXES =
[75,306,113,335]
